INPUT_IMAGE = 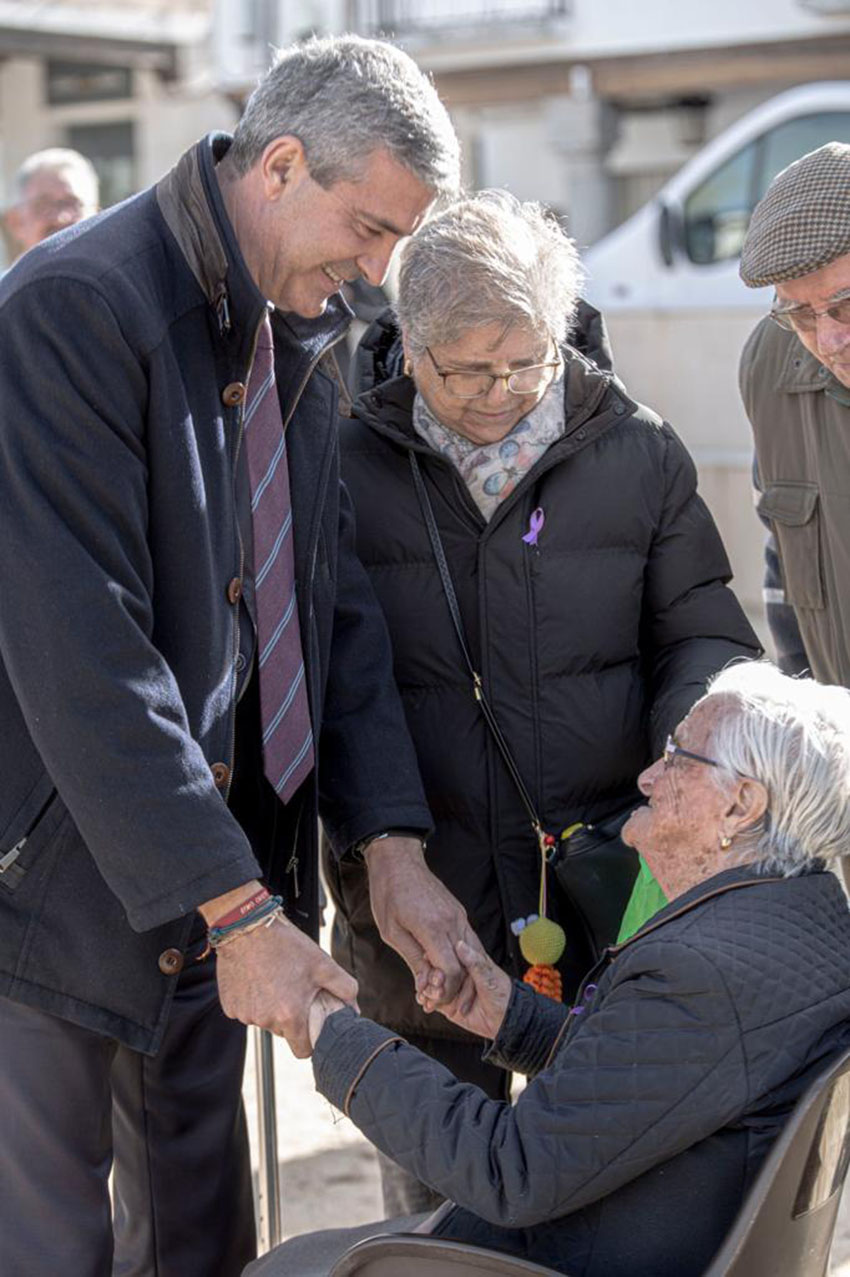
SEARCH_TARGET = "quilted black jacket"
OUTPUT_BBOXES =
[325,309,759,1037]
[313,864,850,1276]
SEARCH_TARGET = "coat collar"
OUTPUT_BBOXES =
[354,344,632,455]
[775,327,842,397]
[609,861,797,954]
[155,132,349,354]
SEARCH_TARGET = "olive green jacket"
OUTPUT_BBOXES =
[741,316,850,686]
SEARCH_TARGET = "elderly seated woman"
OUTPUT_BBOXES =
[248,663,850,1277]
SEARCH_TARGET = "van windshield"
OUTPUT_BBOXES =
[683,110,850,266]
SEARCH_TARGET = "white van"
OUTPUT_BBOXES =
[582,83,850,630]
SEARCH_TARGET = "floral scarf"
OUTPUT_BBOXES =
[412,375,565,521]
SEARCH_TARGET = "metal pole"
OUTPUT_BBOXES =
[254,1025,283,1253]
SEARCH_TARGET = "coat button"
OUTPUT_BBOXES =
[211,762,231,789]
[158,948,184,976]
[222,382,246,407]
[226,577,243,604]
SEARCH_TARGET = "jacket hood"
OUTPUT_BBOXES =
[351,297,615,399]
[352,331,639,465]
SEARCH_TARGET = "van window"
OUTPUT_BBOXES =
[683,110,850,267]
[756,111,850,201]
[683,141,758,266]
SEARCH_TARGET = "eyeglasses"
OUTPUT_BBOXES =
[424,345,561,400]
[770,296,850,334]
[661,734,725,772]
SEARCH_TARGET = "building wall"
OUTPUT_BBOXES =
[0,53,236,239]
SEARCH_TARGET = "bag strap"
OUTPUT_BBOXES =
[408,451,547,843]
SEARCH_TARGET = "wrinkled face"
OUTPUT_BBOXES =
[774,251,850,390]
[6,168,97,253]
[407,322,557,446]
[254,145,434,319]
[621,700,736,900]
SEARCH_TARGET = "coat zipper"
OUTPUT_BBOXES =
[0,788,56,874]
[280,329,347,905]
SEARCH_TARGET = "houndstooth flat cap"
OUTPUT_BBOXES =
[740,141,850,287]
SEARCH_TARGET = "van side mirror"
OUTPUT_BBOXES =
[657,201,679,268]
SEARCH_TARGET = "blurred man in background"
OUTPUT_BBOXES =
[3,146,99,261]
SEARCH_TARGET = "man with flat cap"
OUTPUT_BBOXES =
[739,141,850,684]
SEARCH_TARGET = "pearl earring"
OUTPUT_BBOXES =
[403,358,412,377]
[720,835,732,850]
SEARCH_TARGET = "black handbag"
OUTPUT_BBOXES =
[409,452,640,960]
[548,806,640,959]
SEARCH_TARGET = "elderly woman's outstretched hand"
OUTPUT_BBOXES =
[419,939,512,1041]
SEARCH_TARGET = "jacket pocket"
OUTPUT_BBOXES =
[757,481,824,610]
[0,784,59,893]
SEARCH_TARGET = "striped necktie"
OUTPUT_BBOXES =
[243,313,314,802]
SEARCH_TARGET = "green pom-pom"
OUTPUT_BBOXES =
[519,917,565,965]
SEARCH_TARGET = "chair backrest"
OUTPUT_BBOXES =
[704,1043,850,1276]
[329,1235,560,1276]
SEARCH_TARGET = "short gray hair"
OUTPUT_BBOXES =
[14,148,99,207]
[396,190,583,356]
[701,662,850,876]
[225,34,459,196]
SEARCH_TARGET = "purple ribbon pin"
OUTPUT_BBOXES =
[522,507,545,546]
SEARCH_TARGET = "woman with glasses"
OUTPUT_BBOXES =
[324,191,759,1216]
[254,663,850,1277]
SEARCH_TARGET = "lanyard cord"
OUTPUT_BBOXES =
[408,449,552,885]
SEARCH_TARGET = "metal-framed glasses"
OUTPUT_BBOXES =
[425,345,562,400]
[662,734,725,772]
[770,294,850,335]
[662,735,760,789]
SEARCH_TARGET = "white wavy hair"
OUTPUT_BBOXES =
[700,662,850,876]
[396,190,583,356]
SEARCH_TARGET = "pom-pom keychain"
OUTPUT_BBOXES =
[514,828,566,1002]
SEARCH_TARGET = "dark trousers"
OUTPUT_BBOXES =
[0,953,256,1277]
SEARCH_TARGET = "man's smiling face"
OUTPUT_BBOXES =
[250,143,434,319]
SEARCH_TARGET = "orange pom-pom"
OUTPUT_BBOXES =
[523,963,563,1002]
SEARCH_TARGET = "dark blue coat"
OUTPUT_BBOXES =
[0,135,429,1053]
[314,864,850,1275]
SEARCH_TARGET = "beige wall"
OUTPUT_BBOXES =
[0,56,236,218]
[601,309,771,647]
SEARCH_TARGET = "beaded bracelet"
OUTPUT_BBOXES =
[207,894,284,949]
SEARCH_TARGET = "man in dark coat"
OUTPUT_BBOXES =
[0,35,469,1276]
[326,191,760,1214]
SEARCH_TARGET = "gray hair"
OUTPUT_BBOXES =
[14,148,99,207]
[396,190,583,356]
[225,34,459,196]
[701,662,850,876]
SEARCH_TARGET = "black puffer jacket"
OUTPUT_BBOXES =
[314,864,850,1276]
[325,310,759,1036]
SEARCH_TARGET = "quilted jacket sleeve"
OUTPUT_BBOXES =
[313,938,748,1228]
[317,478,433,855]
[642,423,761,753]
